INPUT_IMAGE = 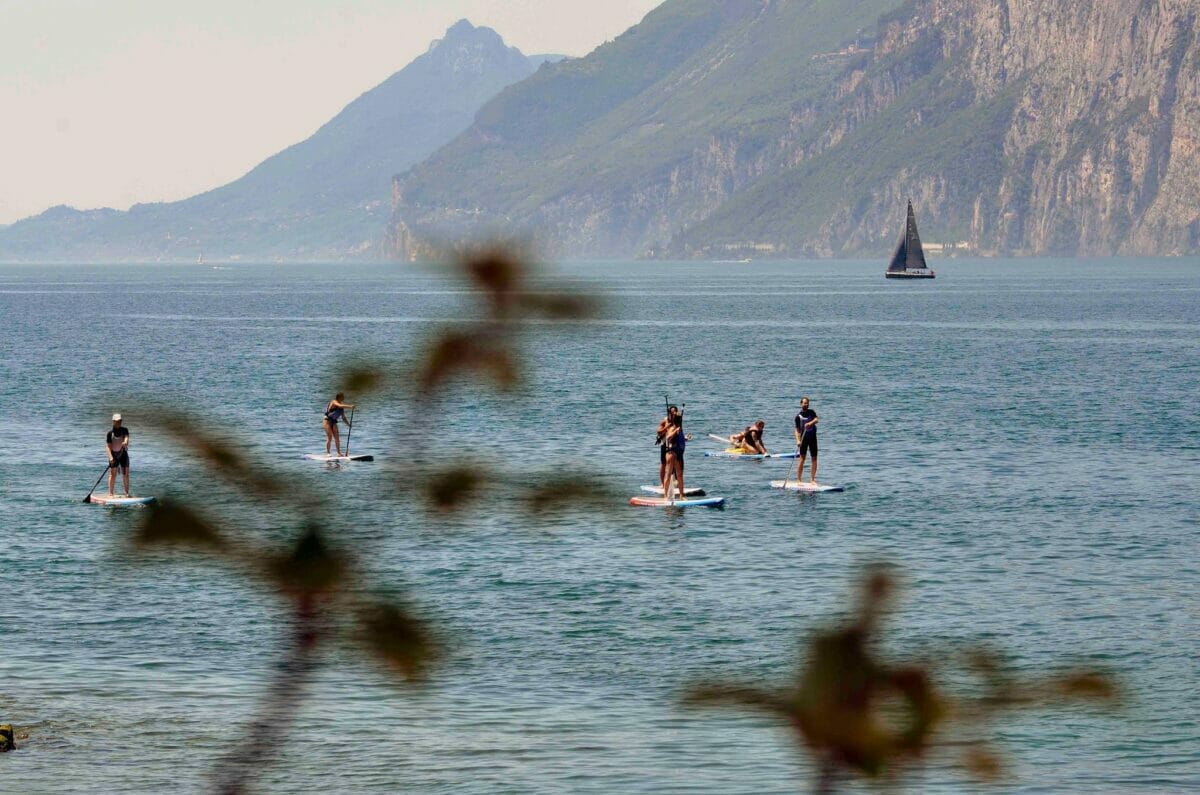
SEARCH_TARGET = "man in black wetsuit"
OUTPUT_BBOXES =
[106,413,131,496]
[793,397,819,483]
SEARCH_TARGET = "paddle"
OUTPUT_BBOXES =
[344,406,355,458]
[83,464,111,503]
[781,445,800,488]
[707,433,732,445]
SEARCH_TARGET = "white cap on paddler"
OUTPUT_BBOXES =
[112,413,122,422]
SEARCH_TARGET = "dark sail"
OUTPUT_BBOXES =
[887,199,928,272]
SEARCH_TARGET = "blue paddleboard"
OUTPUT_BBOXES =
[629,496,725,508]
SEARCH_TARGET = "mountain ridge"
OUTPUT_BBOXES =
[0,20,549,262]
[387,0,1200,259]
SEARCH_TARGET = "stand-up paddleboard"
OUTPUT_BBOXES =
[640,485,706,497]
[629,495,725,508]
[87,494,157,506]
[303,453,375,462]
[705,448,799,459]
[770,480,844,493]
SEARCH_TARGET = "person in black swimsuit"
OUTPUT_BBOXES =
[793,396,819,483]
[662,412,689,498]
[657,405,682,488]
[106,413,131,496]
[323,393,356,456]
[738,420,768,454]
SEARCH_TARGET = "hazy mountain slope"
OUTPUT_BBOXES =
[0,20,547,261]
[389,0,1200,259]
[389,0,900,258]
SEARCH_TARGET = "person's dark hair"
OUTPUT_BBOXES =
[755,420,765,428]
[335,392,345,401]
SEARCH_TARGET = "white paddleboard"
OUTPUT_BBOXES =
[303,453,375,462]
[640,485,706,497]
[87,494,157,506]
[769,480,844,493]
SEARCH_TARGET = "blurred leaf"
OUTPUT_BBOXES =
[149,409,285,497]
[417,330,521,395]
[267,527,346,596]
[462,249,522,313]
[517,292,601,320]
[682,683,786,713]
[134,501,227,551]
[962,744,1004,780]
[425,467,483,512]
[963,645,1018,707]
[356,600,439,682]
[1050,670,1120,703]
[336,361,386,395]
[886,665,942,753]
[523,475,614,514]
[855,564,894,631]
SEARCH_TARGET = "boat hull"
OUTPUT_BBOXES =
[885,270,935,279]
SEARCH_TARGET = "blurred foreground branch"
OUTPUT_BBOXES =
[683,566,1120,792]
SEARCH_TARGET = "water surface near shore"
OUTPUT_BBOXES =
[1,258,1197,792]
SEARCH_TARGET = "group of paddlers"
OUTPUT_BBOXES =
[655,397,821,497]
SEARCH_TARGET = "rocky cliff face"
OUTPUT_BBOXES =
[388,0,1200,259]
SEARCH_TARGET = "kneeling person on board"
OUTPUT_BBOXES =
[794,397,819,482]
[323,393,356,456]
[106,413,131,497]
[738,420,768,454]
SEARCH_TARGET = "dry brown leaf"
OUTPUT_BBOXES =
[134,501,227,551]
[356,600,439,682]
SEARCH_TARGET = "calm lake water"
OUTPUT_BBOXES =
[1,259,1197,793]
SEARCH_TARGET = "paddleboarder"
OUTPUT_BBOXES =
[737,420,768,454]
[656,404,682,489]
[106,413,131,497]
[793,397,819,483]
[662,411,689,498]
[323,393,356,456]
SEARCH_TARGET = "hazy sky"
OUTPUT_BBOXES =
[0,0,662,225]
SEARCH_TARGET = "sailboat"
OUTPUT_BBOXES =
[885,200,935,279]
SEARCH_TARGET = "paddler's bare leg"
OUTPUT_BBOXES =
[122,465,131,497]
[108,464,117,495]
[809,454,818,483]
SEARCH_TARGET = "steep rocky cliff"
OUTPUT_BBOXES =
[388,0,1200,259]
